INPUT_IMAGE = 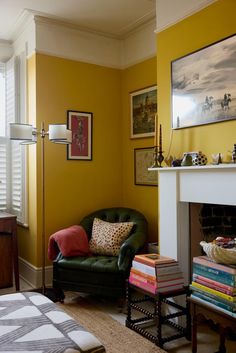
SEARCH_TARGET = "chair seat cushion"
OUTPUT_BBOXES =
[56,255,122,273]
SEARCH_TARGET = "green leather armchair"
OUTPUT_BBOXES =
[53,207,147,298]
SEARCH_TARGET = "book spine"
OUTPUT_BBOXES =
[155,265,181,275]
[157,284,184,293]
[134,256,175,267]
[190,294,236,318]
[129,272,184,288]
[193,256,236,275]
[193,274,236,293]
[191,291,236,313]
[129,272,156,286]
[156,272,184,282]
[131,268,183,282]
[193,264,236,286]
[129,277,157,294]
[130,268,156,282]
[190,284,236,308]
[193,277,235,296]
[191,281,236,302]
[155,278,184,288]
[132,261,156,276]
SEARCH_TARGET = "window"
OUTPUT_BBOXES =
[0,53,28,225]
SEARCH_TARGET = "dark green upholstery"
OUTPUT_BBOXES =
[53,207,147,298]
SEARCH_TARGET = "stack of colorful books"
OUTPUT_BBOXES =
[129,253,185,294]
[190,255,236,317]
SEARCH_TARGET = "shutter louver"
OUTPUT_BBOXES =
[0,140,7,210]
[11,141,22,214]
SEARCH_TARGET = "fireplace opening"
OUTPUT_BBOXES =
[189,203,236,279]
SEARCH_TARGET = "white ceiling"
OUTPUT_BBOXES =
[0,0,156,41]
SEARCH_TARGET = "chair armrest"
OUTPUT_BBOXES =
[118,231,146,271]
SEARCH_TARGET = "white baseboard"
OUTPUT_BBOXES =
[19,257,53,289]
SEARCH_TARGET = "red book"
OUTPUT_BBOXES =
[193,277,236,296]
[134,254,176,267]
[129,277,157,294]
[129,272,156,286]
[193,274,236,294]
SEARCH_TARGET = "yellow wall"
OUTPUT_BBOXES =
[121,57,158,242]
[21,53,123,266]
[18,55,38,266]
[157,0,236,162]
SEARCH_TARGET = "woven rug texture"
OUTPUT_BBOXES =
[57,293,168,353]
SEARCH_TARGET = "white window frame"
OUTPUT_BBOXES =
[0,52,28,226]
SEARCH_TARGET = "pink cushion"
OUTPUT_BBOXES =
[48,225,90,260]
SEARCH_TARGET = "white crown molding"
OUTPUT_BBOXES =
[155,0,217,33]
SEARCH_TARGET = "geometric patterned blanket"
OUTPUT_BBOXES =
[0,292,106,353]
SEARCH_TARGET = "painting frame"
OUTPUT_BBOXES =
[171,33,236,129]
[134,147,158,186]
[67,110,93,160]
[130,85,157,139]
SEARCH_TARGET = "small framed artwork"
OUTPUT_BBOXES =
[130,85,157,139]
[134,147,157,186]
[67,110,93,160]
[171,33,236,129]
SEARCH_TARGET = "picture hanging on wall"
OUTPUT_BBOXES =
[130,85,157,138]
[134,147,157,186]
[67,110,93,160]
[171,34,236,129]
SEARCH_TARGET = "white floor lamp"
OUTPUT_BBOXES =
[10,122,72,295]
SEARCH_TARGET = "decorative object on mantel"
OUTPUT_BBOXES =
[171,158,182,167]
[181,152,193,166]
[211,153,223,165]
[149,114,164,168]
[200,239,236,265]
[192,151,207,166]
[181,151,207,167]
[231,144,236,163]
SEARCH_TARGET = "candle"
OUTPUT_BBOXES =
[159,124,162,151]
[154,114,158,146]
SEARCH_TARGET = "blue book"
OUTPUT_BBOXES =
[193,263,236,286]
[191,290,236,313]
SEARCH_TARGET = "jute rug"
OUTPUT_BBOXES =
[57,293,168,353]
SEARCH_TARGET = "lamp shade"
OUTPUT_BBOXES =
[48,124,72,144]
[10,123,34,141]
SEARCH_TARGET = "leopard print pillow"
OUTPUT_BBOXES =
[89,218,134,256]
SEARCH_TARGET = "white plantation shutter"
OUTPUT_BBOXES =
[0,139,8,210]
[3,52,28,225]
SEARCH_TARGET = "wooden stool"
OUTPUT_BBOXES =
[126,282,190,348]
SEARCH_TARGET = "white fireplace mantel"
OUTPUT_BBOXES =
[150,164,236,283]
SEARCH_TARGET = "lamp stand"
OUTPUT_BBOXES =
[41,122,46,295]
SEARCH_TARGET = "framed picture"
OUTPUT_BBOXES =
[67,110,93,160]
[134,147,157,186]
[130,85,157,138]
[171,34,236,129]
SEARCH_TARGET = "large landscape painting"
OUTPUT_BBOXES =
[171,34,236,129]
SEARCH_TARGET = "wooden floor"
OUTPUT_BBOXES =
[0,280,236,353]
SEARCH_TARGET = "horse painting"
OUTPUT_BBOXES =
[221,93,231,110]
[202,96,214,113]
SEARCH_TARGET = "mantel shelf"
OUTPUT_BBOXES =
[148,163,236,172]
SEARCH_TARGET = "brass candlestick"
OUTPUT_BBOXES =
[157,124,164,167]
[157,146,164,167]
[150,145,159,168]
